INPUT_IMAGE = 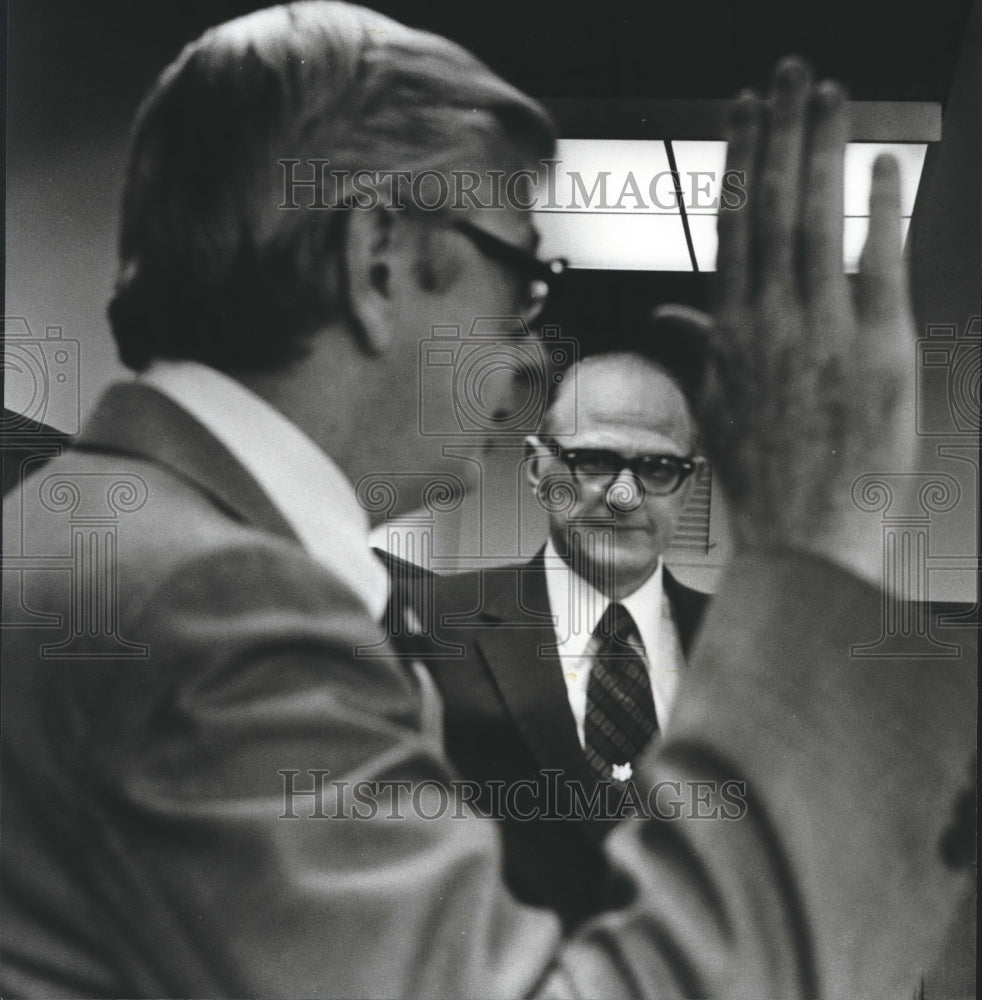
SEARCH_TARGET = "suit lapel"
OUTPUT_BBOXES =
[76,382,298,544]
[476,553,597,789]
[663,568,710,655]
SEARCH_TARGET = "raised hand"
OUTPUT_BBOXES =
[701,57,916,588]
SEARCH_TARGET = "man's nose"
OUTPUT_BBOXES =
[603,468,645,513]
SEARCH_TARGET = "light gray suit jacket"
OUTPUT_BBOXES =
[1,382,975,997]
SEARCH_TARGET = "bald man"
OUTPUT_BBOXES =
[425,349,710,927]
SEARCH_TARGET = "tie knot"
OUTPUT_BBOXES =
[594,602,640,646]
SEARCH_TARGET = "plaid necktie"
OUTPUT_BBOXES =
[584,602,657,780]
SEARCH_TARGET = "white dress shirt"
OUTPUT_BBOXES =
[542,538,685,743]
[140,359,389,622]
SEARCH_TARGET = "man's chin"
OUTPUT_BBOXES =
[572,548,661,596]
[611,556,661,592]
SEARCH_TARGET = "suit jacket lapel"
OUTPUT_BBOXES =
[476,553,597,790]
[663,568,709,655]
[76,382,298,544]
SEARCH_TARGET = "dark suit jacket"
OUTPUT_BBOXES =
[423,553,709,927]
[1,381,975,998]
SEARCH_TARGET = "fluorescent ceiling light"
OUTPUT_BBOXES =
[533,138,929,272]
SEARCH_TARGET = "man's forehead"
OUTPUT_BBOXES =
[550,358,691,432]
[565,411,691,452]
[580,403,681,433]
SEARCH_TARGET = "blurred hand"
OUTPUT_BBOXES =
[700,57,916,588]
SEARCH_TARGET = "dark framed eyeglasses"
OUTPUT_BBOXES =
[545,439,705,496]
[452,218,567,323]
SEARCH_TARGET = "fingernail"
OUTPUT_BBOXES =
[729,89,758,125]
[873,153,898,176]
[814,79,845,108]
[775,56,808,89]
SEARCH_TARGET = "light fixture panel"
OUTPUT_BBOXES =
[532,138,929,271]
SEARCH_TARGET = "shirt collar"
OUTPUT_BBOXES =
[140,359,389,621]
[543,536,663,656]
[621,559,665,642]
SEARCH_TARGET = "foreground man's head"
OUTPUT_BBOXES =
[108,1,558,507]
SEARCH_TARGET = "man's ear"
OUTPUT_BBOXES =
[524,435,548,488]
[344,208,398,355]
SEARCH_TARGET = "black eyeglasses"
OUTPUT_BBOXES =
[452,218,567,323]
[545,440,704,496]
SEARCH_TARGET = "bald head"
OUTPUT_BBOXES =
[543,352,697,453]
